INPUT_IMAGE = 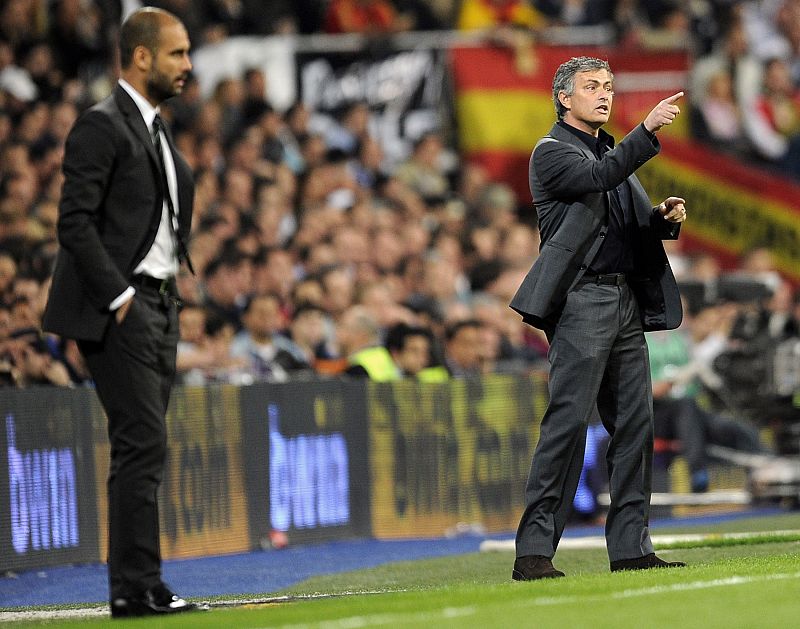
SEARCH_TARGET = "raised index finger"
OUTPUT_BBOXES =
[663,91,684,104]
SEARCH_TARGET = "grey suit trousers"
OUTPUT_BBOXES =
[515,280,655,562]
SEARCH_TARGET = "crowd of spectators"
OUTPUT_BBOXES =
[0,0,797,440]
[689,1,800,178]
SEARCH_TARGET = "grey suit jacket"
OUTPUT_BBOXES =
[510,122,682,332]
[43,85,194,341]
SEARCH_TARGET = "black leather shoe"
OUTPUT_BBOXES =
[610,553,686,572]
[512,555,566,581]
[110,583,209,618]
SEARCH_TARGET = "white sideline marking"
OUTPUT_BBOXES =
[479,529,800,552]
[242,573,800,627]
[0,606,109,622]
[528,571,800,607]
[597,490,752,506]
[268,606,478,629]
[0,590,406,623]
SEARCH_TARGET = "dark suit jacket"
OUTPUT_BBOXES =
[510,122,682,332]
[43,85,194,342]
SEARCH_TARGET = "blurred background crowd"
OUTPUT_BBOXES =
[0,0,797,464]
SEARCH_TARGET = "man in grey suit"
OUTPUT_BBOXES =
[42,8,206,616]
[510,56,688,579]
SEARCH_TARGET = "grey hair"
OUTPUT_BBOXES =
[552,57,613,120]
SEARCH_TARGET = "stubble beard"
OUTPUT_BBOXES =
[146,68,183,104]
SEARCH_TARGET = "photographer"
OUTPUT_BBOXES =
[648,322,771,492]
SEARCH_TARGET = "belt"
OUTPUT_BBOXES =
[578,272,626,286]
[132,274,175,295]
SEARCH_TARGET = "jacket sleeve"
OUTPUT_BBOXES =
[533,124,660,198]
[57,110,131,310]
[649,208,681,240]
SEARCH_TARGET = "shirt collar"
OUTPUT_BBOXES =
[557,120,614,155]
[118,78,160,128]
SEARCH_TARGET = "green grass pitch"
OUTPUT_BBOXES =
[5,512,800,628]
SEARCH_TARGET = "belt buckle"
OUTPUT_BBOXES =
[158,278,169,295]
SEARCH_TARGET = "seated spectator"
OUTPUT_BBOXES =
[744,0,800,84]
[394,133,452,203]
[323,101,373,157]
[176,303,246,385]
[0,251,17,302]
[474,183,518,231]
[320,264,357,320]
[748,57,800,177]
[690,15,762,145]
[694,70,750,156]
[230,293,311,381]
[499,222,539,270]
[283,302,329,370]
[385,322,436,378]
[440,318,489,377]
[335,305,399,380]
[252,246,297,302]
[202,249,252,330]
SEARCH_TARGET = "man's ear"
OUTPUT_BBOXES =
[132,45,152,72]
[558,92,570,111]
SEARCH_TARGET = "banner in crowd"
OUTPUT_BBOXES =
[637,138,800,281]
[191,35,297,111]
[0,389,99,573]
[297,46,449,166]
[367,374,549,538]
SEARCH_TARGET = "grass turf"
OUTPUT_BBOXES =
[4,512,800,627]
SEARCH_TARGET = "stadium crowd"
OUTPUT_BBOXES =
[0,0,797,445]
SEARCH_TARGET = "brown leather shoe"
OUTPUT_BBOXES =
[512,555,566,581]
[610,553,686,572]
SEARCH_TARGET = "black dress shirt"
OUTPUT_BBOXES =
[556,120,640,275]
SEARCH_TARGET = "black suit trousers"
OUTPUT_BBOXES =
[78,286,179,599]
[515,281,655,562]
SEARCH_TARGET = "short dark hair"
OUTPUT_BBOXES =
[444,319,482,343]
[243,292,280,314]
[203,249,246,278]
[291,302,326,321]
[385,323,431,353]
[118,7,177,69]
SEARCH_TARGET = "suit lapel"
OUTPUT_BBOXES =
[114,85,162,175]
[548,123,613,220]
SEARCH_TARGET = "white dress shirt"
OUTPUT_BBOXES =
[110,79,181,310]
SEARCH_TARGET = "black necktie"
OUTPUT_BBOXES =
[151,114,194,275]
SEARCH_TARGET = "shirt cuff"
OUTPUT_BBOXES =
[109,286,135,311]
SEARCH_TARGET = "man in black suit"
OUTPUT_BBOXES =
[510,56,688,579]
[42,8,206,617]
